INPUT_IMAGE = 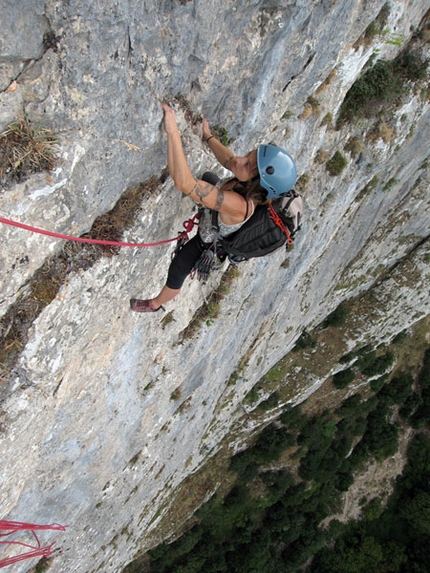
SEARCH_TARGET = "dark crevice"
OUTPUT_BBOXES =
[282,53,315,92]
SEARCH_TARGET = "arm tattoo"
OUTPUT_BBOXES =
[195,182,215,201]
[214,187,224,210]
[194,181,224,210]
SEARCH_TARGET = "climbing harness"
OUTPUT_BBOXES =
[0,520,67,568]
[0,213,201,250]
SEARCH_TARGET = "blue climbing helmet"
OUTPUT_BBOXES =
[257,144,297,198]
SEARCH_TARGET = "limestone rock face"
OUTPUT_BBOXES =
[0,1,429,572]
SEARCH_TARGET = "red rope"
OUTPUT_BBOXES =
[0,214,201,248]
[268,204,293,245]
[0,521,67,568]
[0,521,67,533]
[0,544,55,567]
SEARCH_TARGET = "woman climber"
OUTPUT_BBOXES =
[130,103,297,313]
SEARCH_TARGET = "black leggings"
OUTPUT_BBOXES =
[166,172,220,290]
[166,234,211,289]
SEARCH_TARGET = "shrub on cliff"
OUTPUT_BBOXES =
[337,48,428,125]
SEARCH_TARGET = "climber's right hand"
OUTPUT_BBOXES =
[202,118,212,142]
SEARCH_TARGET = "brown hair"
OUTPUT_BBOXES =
[232,176,270,205]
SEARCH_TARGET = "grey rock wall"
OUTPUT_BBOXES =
[0,1,429,572]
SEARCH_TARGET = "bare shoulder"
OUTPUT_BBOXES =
[192,179,248,223]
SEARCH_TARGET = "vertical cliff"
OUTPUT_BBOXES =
[0,1,429,572]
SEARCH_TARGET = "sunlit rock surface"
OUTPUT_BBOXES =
[0,1,429,571]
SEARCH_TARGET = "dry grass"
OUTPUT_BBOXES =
[367,120,395,144]
[316,69,337,94]
[299,96,321,119]
[0,117,59,187]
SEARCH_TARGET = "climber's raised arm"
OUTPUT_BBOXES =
[201,118,236,170]
[162,104,247,220]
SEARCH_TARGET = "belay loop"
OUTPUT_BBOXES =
[269,203,293,245]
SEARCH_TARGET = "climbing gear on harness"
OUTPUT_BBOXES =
[257,144,297,198]
[130,299,165,313]
[190,245,221,283]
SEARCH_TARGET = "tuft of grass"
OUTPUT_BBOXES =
[326,151,348,176]
[170,387,182,401]
[315,149,329,165]
[383,178,398,192]
[367,120,395,144]
[357,175,379,200]
[299,96,321,120]
[354,3,390,48]
[320,112,333,128]
[344,136,364,158]
[211,125,231,146]
[0,117,59,187]
[281,110,294,120]
[316,69,337,94]
[295,172,310,192]
[161,311,175,329]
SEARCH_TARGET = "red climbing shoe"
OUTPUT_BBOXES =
[130,299,164,313]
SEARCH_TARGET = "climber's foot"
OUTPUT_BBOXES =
[130,299,164,313]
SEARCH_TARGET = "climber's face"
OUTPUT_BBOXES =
[229,150,258,181]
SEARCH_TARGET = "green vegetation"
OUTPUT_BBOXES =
[357,175,379,200]
[337,47,428,126]
[326,151,348,176]
[295,172,311,192]
[354,3,390,47]
[322,301,350,327]
[293,329,317,351]
[311,431,430,572]
[344,136,364,159]
[321,112,333,128]
[332,367,356,389]
[383,177,398,191]
[170,387,182,401]
[212,125,231,146]
[306,95,321,115]
[281,110,294,120]
[133,343,430,573]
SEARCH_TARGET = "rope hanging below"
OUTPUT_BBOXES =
[0,520,67,568]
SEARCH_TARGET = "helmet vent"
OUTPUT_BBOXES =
[266,166,274,175]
